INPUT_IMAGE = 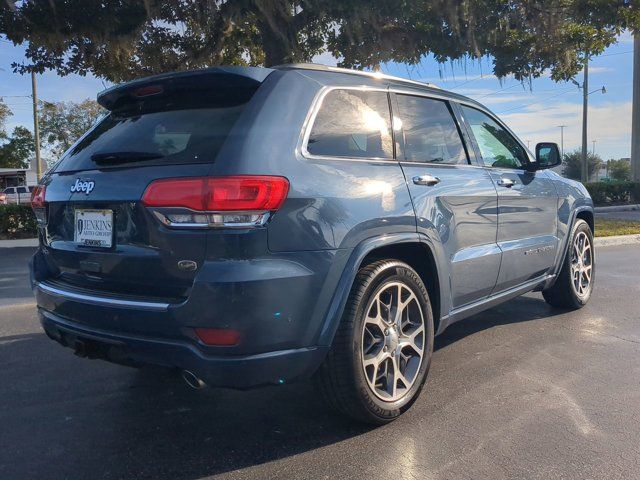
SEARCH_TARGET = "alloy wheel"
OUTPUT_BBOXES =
[361,281,425,402]
[570,231,593,298]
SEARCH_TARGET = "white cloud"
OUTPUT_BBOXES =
[588,66,614,74]
[500,101,632,159]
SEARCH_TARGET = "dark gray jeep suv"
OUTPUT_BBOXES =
[30,64,594,424]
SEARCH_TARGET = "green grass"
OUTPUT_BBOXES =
[594,218,640,237]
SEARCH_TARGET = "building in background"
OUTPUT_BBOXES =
[0,158,38,189]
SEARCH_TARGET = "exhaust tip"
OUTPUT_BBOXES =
[181,370,206,390]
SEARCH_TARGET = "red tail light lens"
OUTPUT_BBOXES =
[31,185,46,208]
[142,176,289,211]
[194,328,241,346]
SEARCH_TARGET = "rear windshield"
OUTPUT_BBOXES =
[54,98,251,172]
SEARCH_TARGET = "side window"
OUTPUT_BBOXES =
[461,105,528,169]
[307,89,393,159]
[396,95,468,165]
[4,188,14,194]
[17,187,28,194]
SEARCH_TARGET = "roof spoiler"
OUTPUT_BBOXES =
[97,66,274,111]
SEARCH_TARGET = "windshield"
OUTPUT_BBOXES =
[54,104,248,172]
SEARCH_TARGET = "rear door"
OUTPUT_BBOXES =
[16,186,29,204]
[459,105,559,292]
[392,93,500,309]
[38,70,267,301]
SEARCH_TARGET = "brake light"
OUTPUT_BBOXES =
[143,176,289,211]
[30,185,47,225]
[141,176,289,228]
[133,85,164,97]
[31,185,46,208]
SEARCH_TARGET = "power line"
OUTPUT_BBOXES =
[496,88,577,114]
[474,83,522,99]
[599,50,633,58]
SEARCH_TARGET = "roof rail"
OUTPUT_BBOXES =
[273,63,440,90]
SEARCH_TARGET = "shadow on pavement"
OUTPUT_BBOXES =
[435,294,562,351]
[0,294,561,479]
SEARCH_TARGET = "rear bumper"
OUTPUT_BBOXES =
[39,308,328,388]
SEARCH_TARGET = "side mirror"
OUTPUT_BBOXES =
[534,142,561,170]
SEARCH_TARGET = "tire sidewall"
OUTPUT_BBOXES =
[567,219,595,305]
[349,262,434,419]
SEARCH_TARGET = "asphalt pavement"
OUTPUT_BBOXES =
[1,245,639,479]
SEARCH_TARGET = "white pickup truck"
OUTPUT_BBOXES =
[0,186,35,205]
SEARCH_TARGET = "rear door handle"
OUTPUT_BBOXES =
[497,177,516,188]
[412,174,440,186]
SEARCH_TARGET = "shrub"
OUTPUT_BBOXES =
[0,204,37,239]
[584,181,640,206]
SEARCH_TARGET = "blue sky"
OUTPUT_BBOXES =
[1,32,636,160]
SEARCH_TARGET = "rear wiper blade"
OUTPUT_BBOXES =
[91,151,164,164]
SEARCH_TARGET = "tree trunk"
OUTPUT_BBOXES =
[256,4,297,67]
[257,17,292,66]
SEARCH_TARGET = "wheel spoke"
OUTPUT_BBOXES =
[360,280,427,402]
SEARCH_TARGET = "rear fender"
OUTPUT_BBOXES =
[316,232,449,347]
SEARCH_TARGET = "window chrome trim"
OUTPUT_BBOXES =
[37,282,170,311]
[299,86,399,164]
[299,84,504,166]
[456,102,536,166]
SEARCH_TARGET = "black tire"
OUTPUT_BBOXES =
[314,259,434,425]
[543,219,595,309]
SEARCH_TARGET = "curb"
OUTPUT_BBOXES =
[594,204,640,213]
[0,238,38,248]
[594,234,640,247]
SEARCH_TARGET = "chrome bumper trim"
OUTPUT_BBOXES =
[37,282,170,311]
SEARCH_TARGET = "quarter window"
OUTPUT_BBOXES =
[461,105,528,169]
[307,89,393,159]
[396,95,468,165]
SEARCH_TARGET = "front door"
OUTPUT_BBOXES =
[460,105,559,292]
[392,93,500,310]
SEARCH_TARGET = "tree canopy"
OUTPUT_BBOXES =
[0,99,33,168]
[0,126,34,169]
[39,99,104,158]
[563,149,602,181]
[606,158,632,181]
[1,1,638,83]
[0,99,11,141]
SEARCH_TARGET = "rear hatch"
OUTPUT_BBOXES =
[38,67,272,302]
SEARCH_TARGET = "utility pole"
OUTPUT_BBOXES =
[581,56,589,183]
[557,125,566,159]
[31,71,42,180]
[592,139,597,156]
[632,34,640,181]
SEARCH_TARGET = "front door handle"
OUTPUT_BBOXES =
[412,174,441,186]
[497,177,516,188]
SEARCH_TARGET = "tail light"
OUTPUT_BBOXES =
[142,176,289,228]
[194,328,241,346]
[31,185,47,225]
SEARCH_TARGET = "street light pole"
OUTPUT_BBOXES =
[31,71,42,181]
[581,56,589,183]
[557,125,566,160]
[632,34,640,181]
